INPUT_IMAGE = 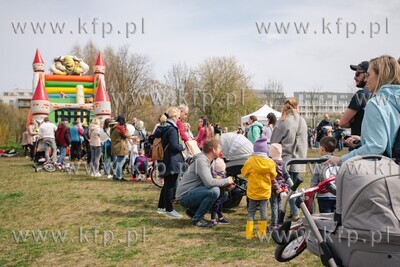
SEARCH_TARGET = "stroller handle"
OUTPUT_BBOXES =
[283,158,328,181]
[284,158,329,191]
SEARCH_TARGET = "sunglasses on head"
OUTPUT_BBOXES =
[355,71,365,77]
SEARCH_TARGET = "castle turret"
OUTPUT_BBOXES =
[31,77,50,121]
[32,49,45,93]
[93,53,106,96]
[93,80,111,120]
[32,49,45,72]
[94,53,105,74]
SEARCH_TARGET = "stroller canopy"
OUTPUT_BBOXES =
[220,133,253,167]
[336,155,400,234]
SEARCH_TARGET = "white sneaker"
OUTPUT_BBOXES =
[107,175,113,179]
[90,172,95,177]
[165,210,183,219]
[94,172,102,177]
[157,208,166,214]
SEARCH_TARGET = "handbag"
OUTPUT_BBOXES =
[185,140,201,156]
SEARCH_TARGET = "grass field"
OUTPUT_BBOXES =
[0,148,345,266]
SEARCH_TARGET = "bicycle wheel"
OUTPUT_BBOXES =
[274,229,307,262]
[150,164,164,188]
[43,163,56,172]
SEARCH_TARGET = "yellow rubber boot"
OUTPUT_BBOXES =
[258,221,267,238]
[246,221,254,239]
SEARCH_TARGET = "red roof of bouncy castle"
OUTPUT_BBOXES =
[94,80,109,102]
[32,77,49,101]
[95,53,105,66]
[33,49,44,64]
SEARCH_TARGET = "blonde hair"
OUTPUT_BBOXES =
[160,107,180,123]
[91,118,101,126]
[369,55,400,95]
[281,97,298,121]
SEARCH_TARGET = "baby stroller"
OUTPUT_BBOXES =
[302,155,400,267]
[220,132,253,208]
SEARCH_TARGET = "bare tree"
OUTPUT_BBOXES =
[69,42,153,123]
[261,79,286,110]
[164,63,196,107]
[192,56,259,128]
[104,45,152,119]
[70,40,99,75]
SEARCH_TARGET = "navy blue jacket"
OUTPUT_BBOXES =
[154,119,185,177]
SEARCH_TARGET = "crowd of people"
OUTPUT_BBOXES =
[20,55,400,234]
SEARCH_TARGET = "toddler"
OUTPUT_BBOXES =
[241,135,277,239]
[210,158,230,226]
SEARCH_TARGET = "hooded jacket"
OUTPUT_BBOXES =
[271,159,286,192]
[247,121,264,144]
[153,119,185,177]
[55,124,70,147]
[111,124,130,156]
[342,85,400,162]
[241,154,277,200]
[89,123,101,147]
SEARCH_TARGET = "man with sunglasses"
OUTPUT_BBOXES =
[339,61,372,150]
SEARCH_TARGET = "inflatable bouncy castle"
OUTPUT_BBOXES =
[28,49,111,124]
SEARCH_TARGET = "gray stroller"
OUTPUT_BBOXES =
[220,133,253,208]
[303,155,400,267]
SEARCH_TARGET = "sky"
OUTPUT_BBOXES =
[0,0,399,96]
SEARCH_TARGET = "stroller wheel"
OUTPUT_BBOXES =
[275,229,307,262]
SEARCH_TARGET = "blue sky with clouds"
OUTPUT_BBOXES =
[1,0,399,95]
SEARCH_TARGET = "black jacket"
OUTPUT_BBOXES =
[316,120,333,142]
[154,120,185,177]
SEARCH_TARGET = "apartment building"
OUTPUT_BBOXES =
[0,88,32,108]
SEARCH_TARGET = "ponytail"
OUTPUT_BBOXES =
[281,97,298,121]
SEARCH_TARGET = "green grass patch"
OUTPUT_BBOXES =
[0,192,23,201]
[0,149,348,266]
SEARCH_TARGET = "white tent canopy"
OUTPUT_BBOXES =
[241,104,282,126]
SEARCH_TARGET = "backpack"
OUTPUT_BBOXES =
[151,137,169,161]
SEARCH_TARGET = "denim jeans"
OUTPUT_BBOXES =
[269,190,281,226]
[179,186,220,222]
[103,154,114,175]
[90,146,102,174]
[336,137,343,151]
[57,146,67,165]
[114,156,126,179]
[289,172,299,216]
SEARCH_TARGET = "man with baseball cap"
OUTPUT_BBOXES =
[339,61,372,150]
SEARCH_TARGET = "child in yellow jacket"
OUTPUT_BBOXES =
[241,135,277,239]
